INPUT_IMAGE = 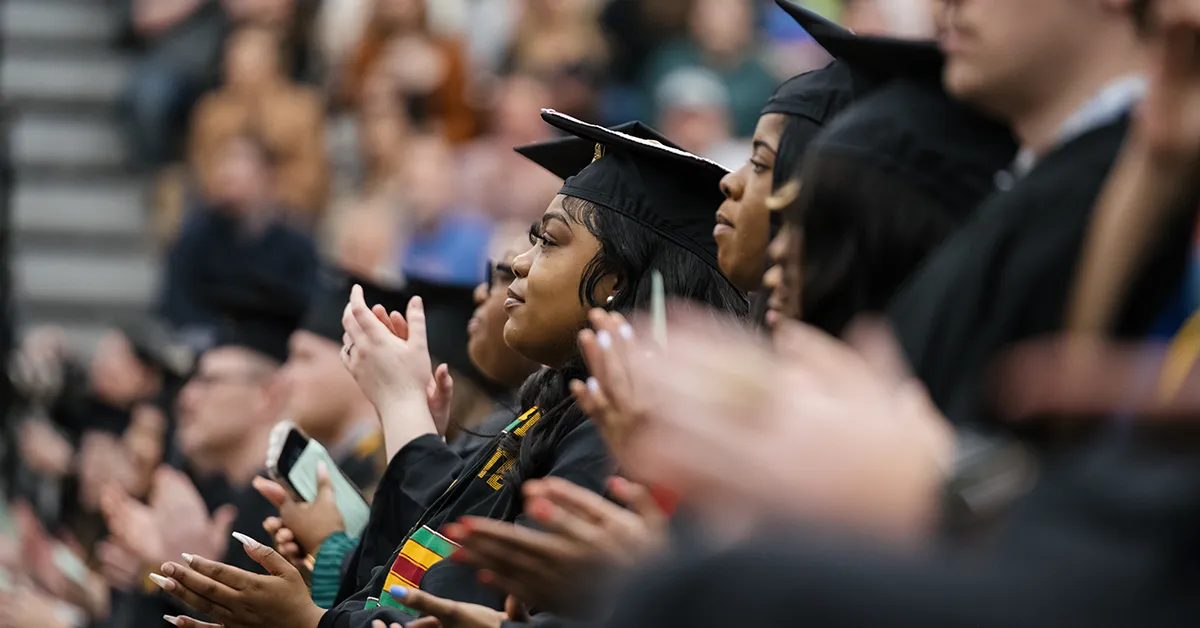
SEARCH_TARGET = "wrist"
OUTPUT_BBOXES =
[302,602,327,628]
[379,397,438,460]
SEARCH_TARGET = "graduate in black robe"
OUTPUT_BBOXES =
[149,112,748,628]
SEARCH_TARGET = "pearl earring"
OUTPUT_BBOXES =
[606,295,615,304]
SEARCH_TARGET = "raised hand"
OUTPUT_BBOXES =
[341,285,438,458]
[153,468,239,563]
[572,310,651,466]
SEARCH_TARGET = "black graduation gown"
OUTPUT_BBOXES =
[604,430,1200,628]
[888,117,1194,433]
[319,416,612,628]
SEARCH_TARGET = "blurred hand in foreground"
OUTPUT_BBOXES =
[446,476,668,619]
[622,309,953,542]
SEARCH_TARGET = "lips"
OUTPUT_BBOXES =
[714,211,735,238]
[504,287,526,310]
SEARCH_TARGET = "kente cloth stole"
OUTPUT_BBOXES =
[364,407,543,613]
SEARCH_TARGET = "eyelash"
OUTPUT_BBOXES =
[750,159,770,174]
[528,223,555,247]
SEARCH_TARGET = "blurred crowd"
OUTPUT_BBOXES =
[6,0,1200,627]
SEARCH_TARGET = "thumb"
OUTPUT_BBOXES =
[211,504,239,543]
[436,364,453,400]
[315,462,335,504]
[252,476,290,510]
[391,586,458,620]
[231,531,295,578]
[505,595,530,621]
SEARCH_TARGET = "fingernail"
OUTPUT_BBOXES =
[389,585,408,598]
[587,377,600,394]
[163,615,180,626]
[619,324,634,340]
[149,573,172,591]
[232,531,261,550]
[597,330,612,349]
[181,553,195,565]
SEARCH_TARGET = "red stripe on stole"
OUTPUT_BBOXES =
[389,553,428,587]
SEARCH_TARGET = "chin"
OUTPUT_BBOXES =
[942,61,988,104]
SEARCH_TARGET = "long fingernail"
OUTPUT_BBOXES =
[232,531,261,550]
[181,553,195,565]
[597,330,612,349]
[389,585,408,598]
[619,324,634,340]
[587,377,600,394]
[163,615,181,626]
[149,573,173,591]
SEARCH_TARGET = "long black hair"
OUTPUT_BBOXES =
[772,113,960,337]
[502,195,748,486]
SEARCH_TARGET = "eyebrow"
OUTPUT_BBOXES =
[542,211,574,231]
[752,140,778,155]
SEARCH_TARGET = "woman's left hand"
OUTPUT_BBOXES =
[369,587,526,628]
[152,532,326,628]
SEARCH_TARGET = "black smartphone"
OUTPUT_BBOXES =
[266,421,371,538]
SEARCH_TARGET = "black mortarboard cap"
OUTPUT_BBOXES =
[518,109,729,274]
[514,120,683,180]
[118,317,195,379]
[210,283,305,364]
[809,80,1017,213]
[774,0,944,83]
[761,1,943,159]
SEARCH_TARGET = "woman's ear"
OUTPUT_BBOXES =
[601,274,624,306]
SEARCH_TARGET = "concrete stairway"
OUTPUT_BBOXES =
[3,0,159,357]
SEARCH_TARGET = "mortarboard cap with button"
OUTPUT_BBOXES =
[515,110,730,275]
[514,120,683,181]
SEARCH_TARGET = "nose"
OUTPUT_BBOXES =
[511,244,534,278]
[473,281,489,306]
[767,225,790,266]
[720,168,743,201]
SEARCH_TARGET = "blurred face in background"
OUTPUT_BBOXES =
[214,136,274,211]
[690,0,753,59]
[940,0,1111,118]
[400,133,456,225]
[376,0,426,31]
[360,107,407,177]
[279,331,363,444]
[224,0,296,28]
[717,113,787,292]
[493,74,554,141]
[224,27,282,91]
[176,348,277,466]
[469,231,542,388]
[91,330,157,408]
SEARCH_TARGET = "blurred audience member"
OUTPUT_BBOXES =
[507,0,609,121]
[643,0,779,137]
[460,72,563,222]
[395,133,493,286]
[161,132,319,347]
[337,0,475,142]
[120,0,230,169]
[655,66,745,168]
[189,26,328,222]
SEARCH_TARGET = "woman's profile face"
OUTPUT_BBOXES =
[716,113,787,292]
[504,195,612,367]
[763,220,802,327]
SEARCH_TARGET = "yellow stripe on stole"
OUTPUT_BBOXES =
[399,539,443,570]
[1159,310,1200,402]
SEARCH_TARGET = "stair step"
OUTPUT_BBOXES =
[13,178,145,238]
[2,50,130,105]
[2,1,119,45]
[11,112,130,170]
[13,250,160,307]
